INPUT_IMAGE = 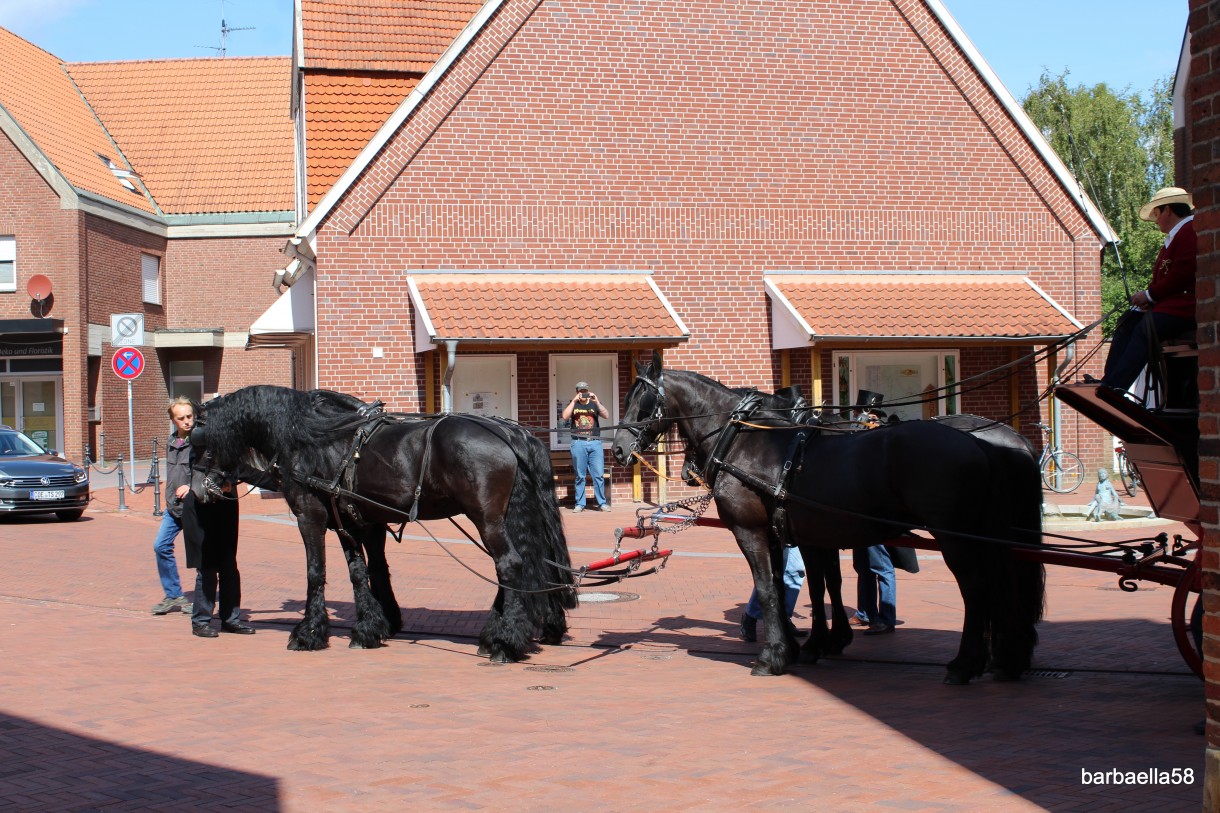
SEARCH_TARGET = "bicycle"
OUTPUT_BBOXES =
[1114,440,1141,497]
[1033,422,1084,493]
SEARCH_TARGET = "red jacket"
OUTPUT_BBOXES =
[1147,218,1196,321]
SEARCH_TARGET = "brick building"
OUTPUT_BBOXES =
[275,0,1114,502]
[0,29,296,463]
[1185,1,1219,804]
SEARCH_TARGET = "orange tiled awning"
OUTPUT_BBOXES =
[407,274,689,351]
[765,274,1082,347]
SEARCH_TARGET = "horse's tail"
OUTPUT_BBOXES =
[502,431,579,629]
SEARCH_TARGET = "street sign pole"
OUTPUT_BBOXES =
[111,347,145,482]
[127,379,135,472]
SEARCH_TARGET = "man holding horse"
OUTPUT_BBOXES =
[562,381,611,512]
[148,396,197,616]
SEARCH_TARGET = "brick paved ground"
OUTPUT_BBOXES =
[0,479,1206,812]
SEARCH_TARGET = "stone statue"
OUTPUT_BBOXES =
[1085,468,1124,522]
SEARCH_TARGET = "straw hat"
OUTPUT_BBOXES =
[1139,187,1193,221]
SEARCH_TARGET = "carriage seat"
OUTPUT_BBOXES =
[1160,328,1199,358]
[550,448,612,507]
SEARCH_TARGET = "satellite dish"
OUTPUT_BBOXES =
[27,274,52,301]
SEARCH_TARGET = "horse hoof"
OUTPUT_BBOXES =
[489,650,515,664]
[476,644,490,657]
[348,638,383,649]
[797,649,821,666]
[750,662,784,677]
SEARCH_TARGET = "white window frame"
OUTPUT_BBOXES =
[141,253,161,305]
[833,349,960,420]
[0,237,14,292]
[549,353,618,451]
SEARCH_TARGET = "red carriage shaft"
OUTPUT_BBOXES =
[583,547,673,572]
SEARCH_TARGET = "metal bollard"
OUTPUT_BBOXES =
[116,453,127,512]
[84,443,92,467]
[99,432,106,467]
[149,436,162,517]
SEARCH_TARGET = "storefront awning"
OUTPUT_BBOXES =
[247,268,315,349]
[764,273,1082,347]
[407,273,689,352]
[0,318,64,336]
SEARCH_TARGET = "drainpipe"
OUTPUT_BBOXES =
[1052,340,1076,449]
[441,341,457,414]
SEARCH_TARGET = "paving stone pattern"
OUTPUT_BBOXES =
[0,484,1205,812]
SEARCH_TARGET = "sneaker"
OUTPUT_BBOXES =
[599,504,612,512]
[177,596,192,614]
[573,506,584,513]
[738,614,758,642]
[152,596,189,615]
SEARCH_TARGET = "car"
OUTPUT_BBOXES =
[0,426,90,521]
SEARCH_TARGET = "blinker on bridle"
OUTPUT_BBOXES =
[625,370,666,455]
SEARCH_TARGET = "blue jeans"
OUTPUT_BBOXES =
[153,511,184,599]
[745,546,806,620]
[570,437,607,508]
[853,545,896,627]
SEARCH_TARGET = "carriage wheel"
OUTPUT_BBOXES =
[1169,554,1203,679]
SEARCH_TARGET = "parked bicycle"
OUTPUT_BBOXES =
[1114,440,1141,497]
[1033,422,1084,493]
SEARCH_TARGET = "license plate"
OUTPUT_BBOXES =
[30,490,65,500]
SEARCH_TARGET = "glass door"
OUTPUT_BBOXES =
[20,379,61,451]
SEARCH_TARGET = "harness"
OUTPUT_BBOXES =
[630,374,811,545]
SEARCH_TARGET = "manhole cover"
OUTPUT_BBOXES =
[408,703,430,708]
[527,685,556,691]
[1023,669,1071,679]
[525,665,574,673]
[578,590,640,603]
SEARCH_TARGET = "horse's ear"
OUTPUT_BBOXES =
[650,350,663,372]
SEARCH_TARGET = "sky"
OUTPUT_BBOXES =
[0,0,1190,101]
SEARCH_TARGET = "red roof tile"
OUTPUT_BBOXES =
[67,57,294,215]
[304,72,418,207]
[0,28,157,213]
[410,275,688,343]
[301,0,484,72]
[769,275,1078,340]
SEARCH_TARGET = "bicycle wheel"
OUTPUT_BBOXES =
[1117,451,1139,497]
[1041,450,1084,493]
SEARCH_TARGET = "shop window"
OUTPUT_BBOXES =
[451,355,518,420]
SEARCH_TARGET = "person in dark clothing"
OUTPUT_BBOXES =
[183,453,255,638]
[1101,187,1197,392]
[149,397,196,615]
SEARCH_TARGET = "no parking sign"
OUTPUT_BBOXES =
[111,347,145,381]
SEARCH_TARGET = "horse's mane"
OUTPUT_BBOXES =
[201,386,377,477]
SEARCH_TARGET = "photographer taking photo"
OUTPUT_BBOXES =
[562,381,610,512]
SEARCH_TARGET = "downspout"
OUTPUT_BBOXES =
[442,341,457,414]
[1052,340,1076,452]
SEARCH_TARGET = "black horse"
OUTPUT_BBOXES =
[612,354,1045,684]
[191,386,577,661]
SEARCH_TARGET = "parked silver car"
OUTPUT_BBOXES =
[0,427,89,521]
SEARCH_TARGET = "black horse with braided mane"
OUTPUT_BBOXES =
[612,353,1045,685]
[190,385,576,661]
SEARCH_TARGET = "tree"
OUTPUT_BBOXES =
[1023,72,1174,335]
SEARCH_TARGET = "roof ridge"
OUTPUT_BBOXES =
[68,55,289,68]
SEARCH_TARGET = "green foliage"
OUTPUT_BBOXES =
[1022,72,1174,336]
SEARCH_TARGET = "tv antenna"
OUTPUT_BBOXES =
[195,0,254,57]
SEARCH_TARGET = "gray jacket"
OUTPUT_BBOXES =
[164,433,193,518]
